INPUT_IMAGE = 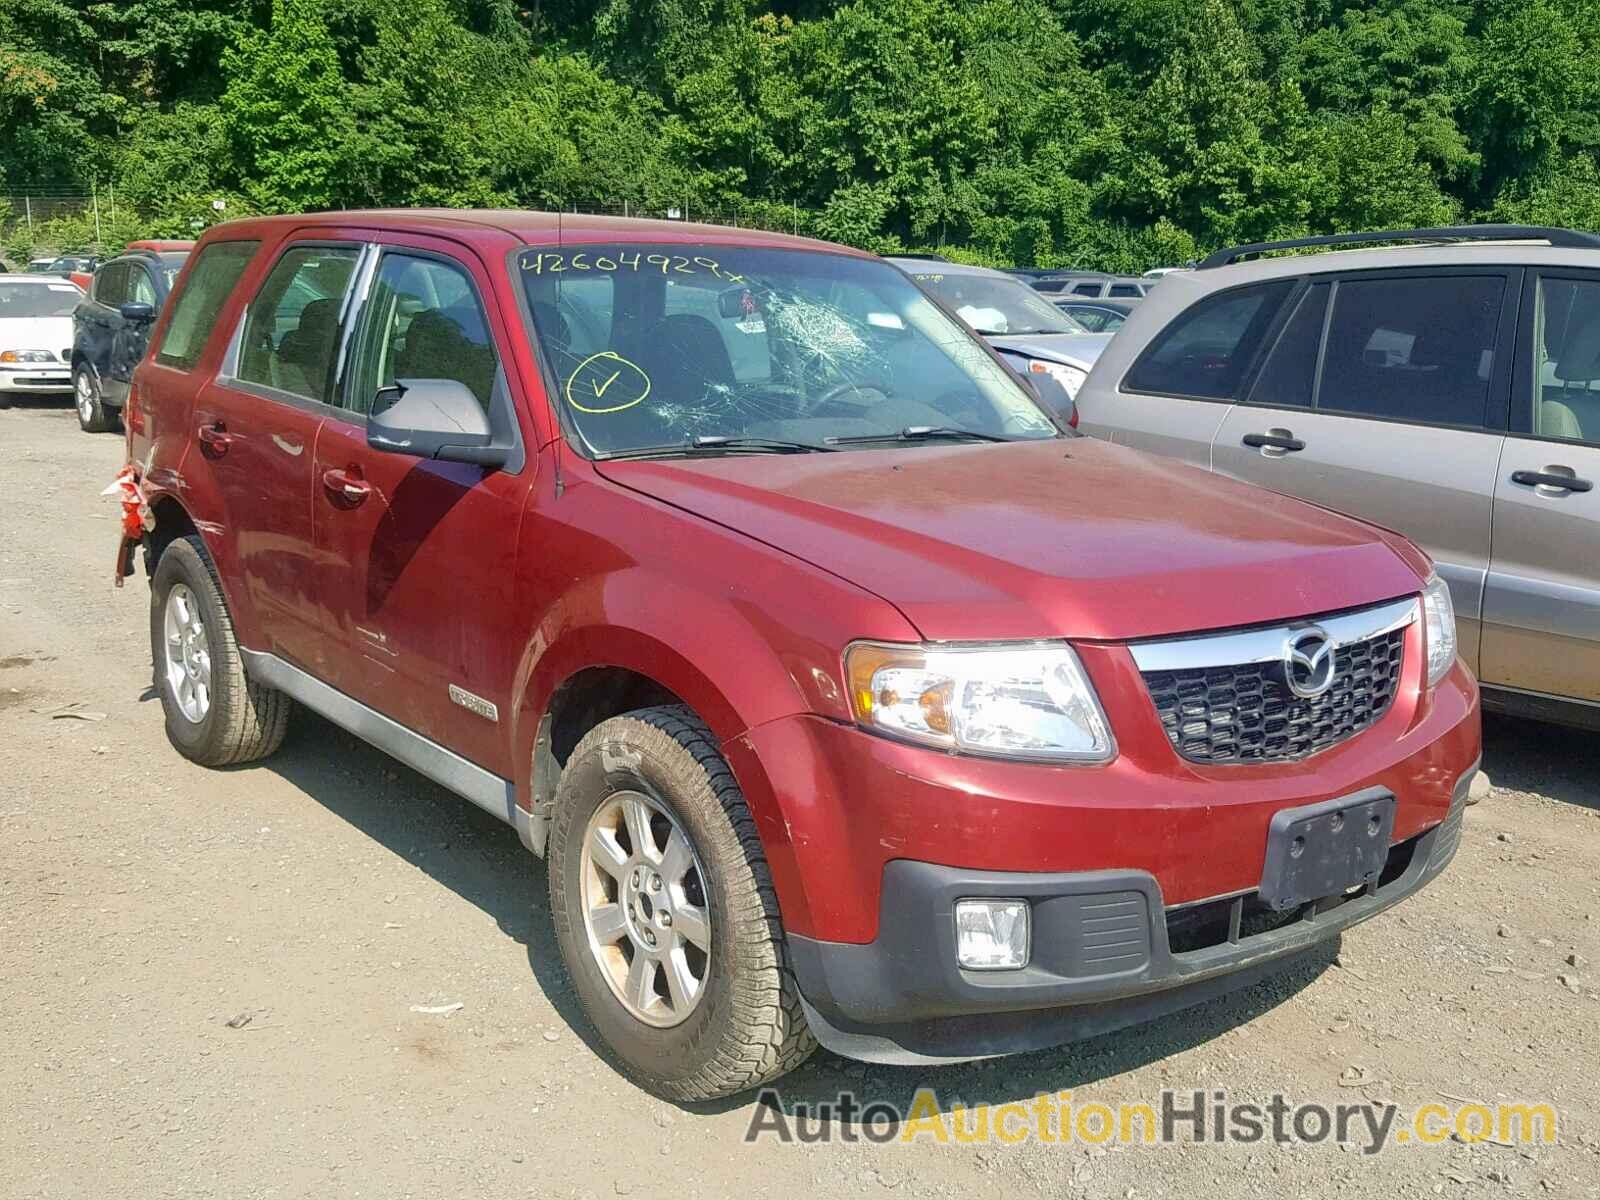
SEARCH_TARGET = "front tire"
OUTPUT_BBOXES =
[548,705,816,1101]
[150,535,290,766]
[75,365,115,432]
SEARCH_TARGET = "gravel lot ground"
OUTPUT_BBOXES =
[3,397,1598,1199]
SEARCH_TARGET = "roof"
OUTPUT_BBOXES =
[1177,238,1600,290]
[196,208,874,258]
[885,257,1008,278]
[126,239,195,252]
[1,273,84,286]
[1199,223,1600,268]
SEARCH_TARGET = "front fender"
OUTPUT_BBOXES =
[509,544,919,935]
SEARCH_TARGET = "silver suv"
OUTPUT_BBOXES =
[1076,225,1600,728]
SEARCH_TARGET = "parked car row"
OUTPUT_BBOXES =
[113,210,1478,1103]
[0,239,194,428]
[888,258,1111,416]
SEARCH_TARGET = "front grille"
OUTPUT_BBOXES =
[1141,626,1405,764]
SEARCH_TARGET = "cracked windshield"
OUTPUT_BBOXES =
[519,245,1059,455]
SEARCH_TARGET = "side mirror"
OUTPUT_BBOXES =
[367,378,509,468]
[718,286,753,319]
[119,302,156,324]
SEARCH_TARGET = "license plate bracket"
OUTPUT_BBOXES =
[1258,789,1396,912]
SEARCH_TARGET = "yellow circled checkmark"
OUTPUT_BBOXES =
[566,351,651,414]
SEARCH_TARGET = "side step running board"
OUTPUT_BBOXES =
[241,649,525,836]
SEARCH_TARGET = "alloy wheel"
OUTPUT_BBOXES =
[162,583,212,723]
[580,789,712,1027]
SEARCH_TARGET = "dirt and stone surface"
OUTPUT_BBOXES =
[3,397,1599,1198]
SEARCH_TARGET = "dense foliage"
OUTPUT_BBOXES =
[5,0,1600,268]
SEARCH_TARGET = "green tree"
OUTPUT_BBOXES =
[218,0,353,211]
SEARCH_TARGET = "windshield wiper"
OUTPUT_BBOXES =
[598,435,836,461]
[826,425,1015,446]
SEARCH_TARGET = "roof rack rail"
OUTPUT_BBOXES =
[1198,225,1600,269]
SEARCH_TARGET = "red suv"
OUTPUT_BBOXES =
[117,211,1480,1100]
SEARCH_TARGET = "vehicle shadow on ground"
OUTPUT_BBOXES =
[1482,713,1599,813]
[259,707,1337,1117]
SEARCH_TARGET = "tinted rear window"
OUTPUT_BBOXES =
[1316,275,1504,427]
[155,241,260,370]
[1125,280,1294,399]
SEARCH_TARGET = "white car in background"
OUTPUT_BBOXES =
[0,275,82,408]
[887,258,1111,423]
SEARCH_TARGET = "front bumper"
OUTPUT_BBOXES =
[790,762,1473,1064]
[0,367,72,393]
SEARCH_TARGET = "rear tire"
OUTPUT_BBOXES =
[0,391,11,410]
[150,535,290,766]
[75,366,114,432]
[548,705,816,1101]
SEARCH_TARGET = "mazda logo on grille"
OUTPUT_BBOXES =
[1284,628,1336,698]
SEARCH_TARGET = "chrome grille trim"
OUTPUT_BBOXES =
[1128,596,1418,673]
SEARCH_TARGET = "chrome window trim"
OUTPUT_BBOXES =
[1128,596,1419,673]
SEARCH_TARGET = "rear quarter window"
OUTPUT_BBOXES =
[1124,280,1295,400]
[155,240,261,370]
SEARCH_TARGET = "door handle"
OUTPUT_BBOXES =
[321,468,372,504]
[1511,467,1593,494]
[1242,430,1306,453]
[197,423,231,454]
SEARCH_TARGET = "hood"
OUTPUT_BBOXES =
[0,315,73,360]
[985,331,1112,371]
[594,438,1429,642]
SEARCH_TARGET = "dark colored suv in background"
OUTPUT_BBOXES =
[72,242,192,431]
[117,210,1477,1101]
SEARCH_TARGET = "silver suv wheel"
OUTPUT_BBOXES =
[161,582,212,723]
[580,788,712,1027]
[75,371,95,424]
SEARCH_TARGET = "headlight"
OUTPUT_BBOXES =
[844,641,1114,762]
[1422,575,1456,688]
[0,349,55,364]
[1028,359,1088,399]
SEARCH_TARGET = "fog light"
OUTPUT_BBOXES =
[955,899,1030,970]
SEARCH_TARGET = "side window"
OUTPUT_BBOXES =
[346,253,499,416]
[156,241,261,370]
[1533,276,1600,445]
[1246,282,1329,410]
[1317,275,1504,428]
[94,263,127,306]
[1072,282,1100,296]
[663,277,772,383]
[1109,283,1141,298]
[1124,280,1294,400]
[127,267,158,307]
[236,246,361,401]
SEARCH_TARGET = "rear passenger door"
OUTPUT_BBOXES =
[1480,271,1600,702]
[1089,279,1295,467]
[311,238,534,777]
[78,262,125,388]
[196,238,364,673]
[1212,269,1519,670]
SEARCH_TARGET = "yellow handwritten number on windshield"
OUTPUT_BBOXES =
[566,351,652,414]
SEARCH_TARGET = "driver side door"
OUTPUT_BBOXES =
[312,238,535,776]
